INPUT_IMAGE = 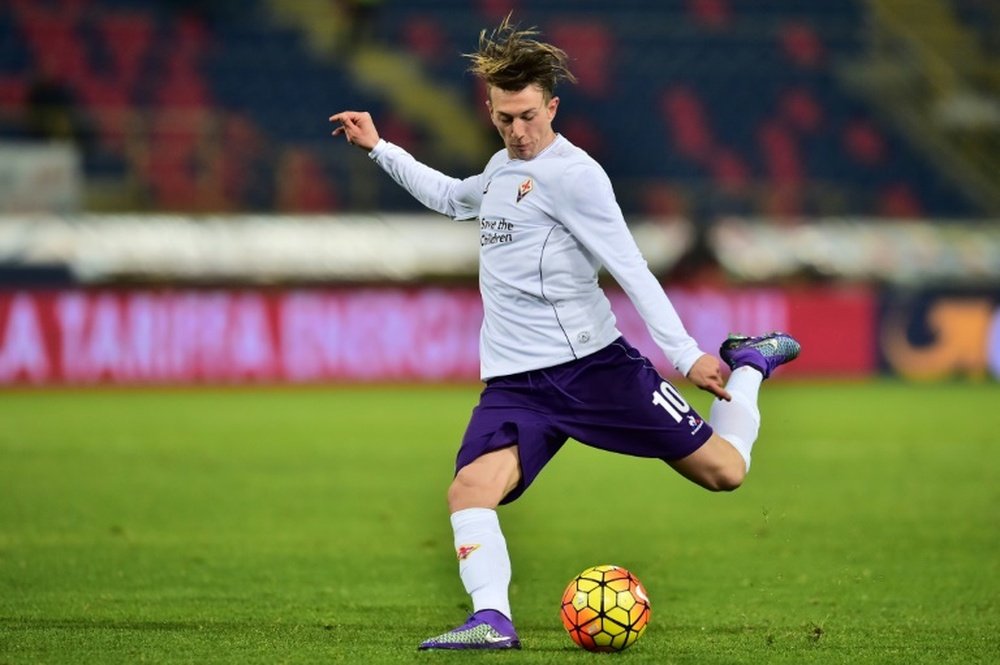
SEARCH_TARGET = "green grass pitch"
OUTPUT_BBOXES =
[1,381,997,664]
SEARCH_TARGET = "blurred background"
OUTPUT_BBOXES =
[0,0,998,385]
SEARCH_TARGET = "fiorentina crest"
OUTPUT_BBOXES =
[516,178,533,203]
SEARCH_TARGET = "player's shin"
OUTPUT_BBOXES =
[709,367,762,471]
[451,508,513,620]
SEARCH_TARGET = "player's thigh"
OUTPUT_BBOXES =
[457,378,568,504]
[554,345,711,459]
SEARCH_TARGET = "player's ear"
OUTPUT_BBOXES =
[547,95,559,119]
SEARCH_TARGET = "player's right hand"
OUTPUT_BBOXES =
[686,354,731,401]
[329,111,380,151]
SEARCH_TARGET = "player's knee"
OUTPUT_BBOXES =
[703,438,749,492]
[709,465,746,492]
[447,463,509,511]
[670,439,747,493]
[699,461,746,492]
[447,470,479,509]
[447,447,521,511]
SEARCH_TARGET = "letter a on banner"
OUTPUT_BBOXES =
[0,293,50,382]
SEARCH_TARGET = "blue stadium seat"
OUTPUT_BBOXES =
[0,0,980,216]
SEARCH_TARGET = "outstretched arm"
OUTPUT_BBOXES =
[329,109,484,220]
[330,111,380,151]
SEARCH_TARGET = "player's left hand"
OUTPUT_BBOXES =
[686,354,731,401]
[329,111,381,151]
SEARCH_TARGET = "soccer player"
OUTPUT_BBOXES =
[329,16,800,651]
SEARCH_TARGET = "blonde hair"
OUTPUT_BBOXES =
[464,14,577,98]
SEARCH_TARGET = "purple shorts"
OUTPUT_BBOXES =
[456,337,713,504]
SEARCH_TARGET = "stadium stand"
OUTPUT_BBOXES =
[0,0,993,218]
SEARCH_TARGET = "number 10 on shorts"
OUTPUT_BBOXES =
[652,381,690,423]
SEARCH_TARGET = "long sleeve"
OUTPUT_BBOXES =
[559,162,705,376]
[369,139,484,220]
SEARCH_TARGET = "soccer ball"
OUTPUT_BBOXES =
[560,564,651,652]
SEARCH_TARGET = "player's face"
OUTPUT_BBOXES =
[487,84,559,160]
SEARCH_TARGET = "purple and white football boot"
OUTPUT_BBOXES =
[720,331,801,379]
[418,610,521,650]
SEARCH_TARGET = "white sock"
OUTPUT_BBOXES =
[451,507,512,620]
[709,366,763,472]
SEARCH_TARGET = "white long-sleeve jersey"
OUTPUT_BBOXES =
[369,134,705,380]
